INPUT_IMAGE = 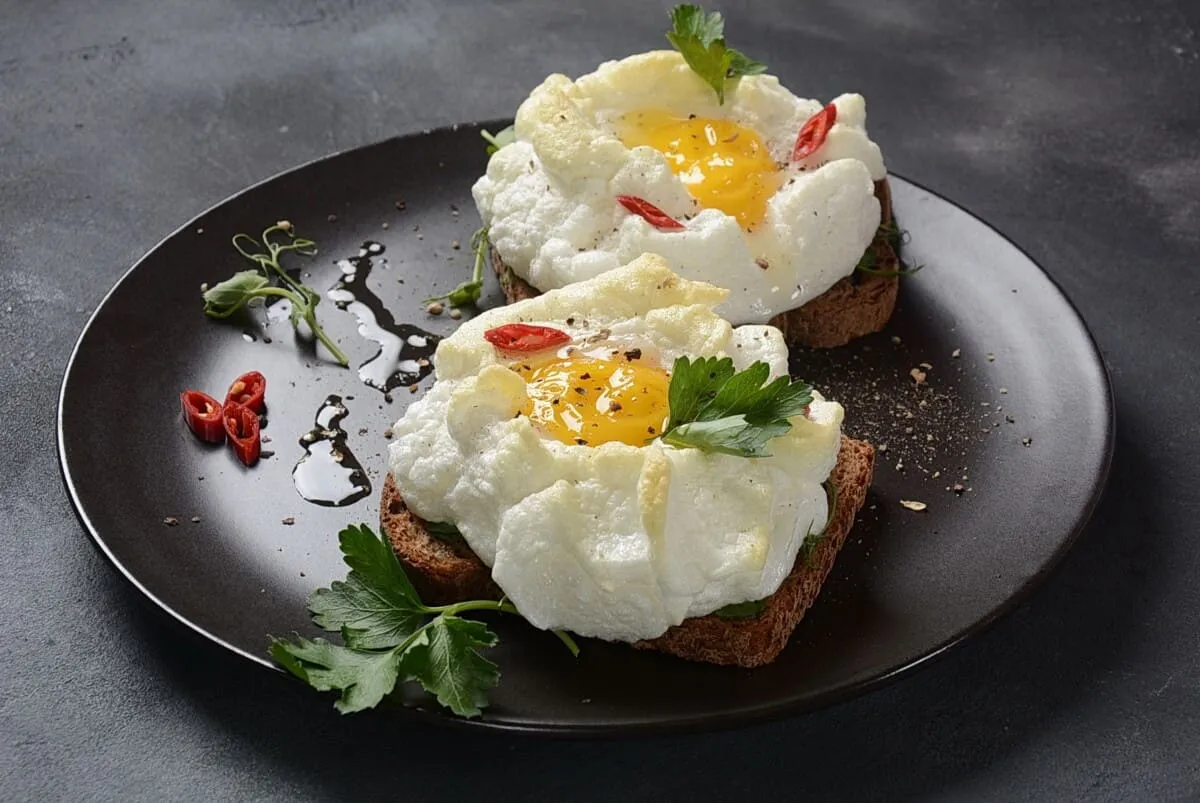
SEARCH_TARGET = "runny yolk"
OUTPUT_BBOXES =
[514,354,671,447]
[618,109,784,231]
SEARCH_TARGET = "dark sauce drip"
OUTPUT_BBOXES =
[291,395,371,507]
[328,241,439,393]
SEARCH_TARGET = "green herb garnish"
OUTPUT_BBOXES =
[481,126,515,155]
[425,520,468,548]
[716,479,839,617]
[713,598,768,620]
[856,220,923,278]
[270,524,578,717]
[203,222,349,366]
[879,219,904,252]
[666,4,767,105]
[659,357,813,457]
[801,479,839,567]
[426,227,489,308]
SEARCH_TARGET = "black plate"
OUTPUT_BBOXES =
[58,122,1113,734]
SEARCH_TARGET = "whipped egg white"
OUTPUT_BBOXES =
[387,255,843,642]
[472,50,886,324]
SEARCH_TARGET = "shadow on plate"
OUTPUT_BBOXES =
[99,413,1156,799]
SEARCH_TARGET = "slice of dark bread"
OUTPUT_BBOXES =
[381,436,874,668]
[769,179,899,348]
[491,180,899,349]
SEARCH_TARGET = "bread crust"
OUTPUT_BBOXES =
[381,436,874,667]
[769,179,899,348]
[490,179,900,348]
[380,485,502,605]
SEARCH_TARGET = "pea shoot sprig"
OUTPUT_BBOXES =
[481,126,515,155]
[426,226,490,309]
[201,221,349,366]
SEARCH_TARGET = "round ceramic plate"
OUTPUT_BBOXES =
[58,121,1113,734]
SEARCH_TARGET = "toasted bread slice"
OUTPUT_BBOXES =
[381,436,874,668]
[379,488,503,606]
[491,180,899,349]
[769,179,899,348]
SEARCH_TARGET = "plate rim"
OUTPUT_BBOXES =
[57,120,1115,735]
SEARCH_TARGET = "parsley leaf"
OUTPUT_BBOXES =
[663,416,790,457]
[269,635,403,714]
[270,524,578,718]
[726,49,767,79]
[401,616,500,718]
[666,4,767,104]
[308,524,424,649]
[660,356,813,457]
[665,355,734,430]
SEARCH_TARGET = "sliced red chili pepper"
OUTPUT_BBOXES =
[180,390,225,443]
[223,401,261,466]
[484,323,572,353]
[615,195,685,231]
[791,103,838,162]
[224,370,266,413]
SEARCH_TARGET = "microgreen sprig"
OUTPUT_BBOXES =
[856,220,924,278]
[425,226,489,308]
[202,221,349,366]
[481,126,515,155]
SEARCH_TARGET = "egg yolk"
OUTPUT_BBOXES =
[618,110,784,231]
[514,354,670,447]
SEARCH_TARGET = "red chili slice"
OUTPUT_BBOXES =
[615,195,685,230]
[791,103,838,162]
[224,370,266,413]
[223,401,261,466]
[484,323,572,353]
[180,390,225,443]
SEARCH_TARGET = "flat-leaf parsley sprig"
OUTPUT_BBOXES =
[202,221,349,366]
[658,357,813,457]
[666,4,767,104]
[270,524,579,717]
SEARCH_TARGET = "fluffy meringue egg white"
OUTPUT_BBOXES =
[472,50,887,325]
[388,255,844,642]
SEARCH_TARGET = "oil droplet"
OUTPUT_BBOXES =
[328,241,439,393]
[291,395,371,507]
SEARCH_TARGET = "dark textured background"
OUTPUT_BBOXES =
[4,0,1199,799]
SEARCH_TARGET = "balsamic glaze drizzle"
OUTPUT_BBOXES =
[328,241,439,393]
[291,395,371,507]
